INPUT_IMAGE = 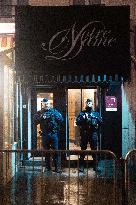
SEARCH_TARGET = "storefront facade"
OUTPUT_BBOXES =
[15,5,130,158]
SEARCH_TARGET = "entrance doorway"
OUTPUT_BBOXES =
[32,87,66,151]
[68,89,98,150]
[34,88,99,152]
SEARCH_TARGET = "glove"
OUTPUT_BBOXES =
[43,113,51,120]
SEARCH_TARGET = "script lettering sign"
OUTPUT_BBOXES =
[16,6,130,77]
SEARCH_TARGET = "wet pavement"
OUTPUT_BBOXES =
[0,168,121,205]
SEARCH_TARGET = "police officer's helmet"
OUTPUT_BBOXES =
[41,98,48,103]
[86,99,92,103]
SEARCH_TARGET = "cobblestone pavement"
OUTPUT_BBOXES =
[0,168,122,205]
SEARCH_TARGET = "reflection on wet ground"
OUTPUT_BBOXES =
[0,168,121,205]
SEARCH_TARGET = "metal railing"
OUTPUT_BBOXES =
[0,149,118,205]
[124,149,136,205]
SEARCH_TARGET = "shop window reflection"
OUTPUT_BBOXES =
[3,65,14,149]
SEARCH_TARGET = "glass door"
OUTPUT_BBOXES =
[68,88,98,150]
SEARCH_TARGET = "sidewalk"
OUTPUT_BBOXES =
[0,167,120,205]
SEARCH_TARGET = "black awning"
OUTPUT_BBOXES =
[15,6,130,79]
[17,73,122,86]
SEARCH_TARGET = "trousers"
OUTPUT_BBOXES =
[42,132,59,169]
[80,131,98,169]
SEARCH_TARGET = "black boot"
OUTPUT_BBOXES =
[55,166,62,173]
[45,155,51,171]
[54,158,62,173]
[92,154,100,172]
[45,165,51,171]
[79,158,85,173]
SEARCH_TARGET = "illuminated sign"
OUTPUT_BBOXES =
[105,96,117,111]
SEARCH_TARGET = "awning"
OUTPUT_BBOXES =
[17,73,122,86]
[15,6,130,79]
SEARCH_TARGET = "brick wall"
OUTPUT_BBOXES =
[102,0,136,155]
[29,0,71,6]
[102,0,136,22]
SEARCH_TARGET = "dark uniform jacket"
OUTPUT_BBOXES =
[76,108,102,132]
[34,108,63,135]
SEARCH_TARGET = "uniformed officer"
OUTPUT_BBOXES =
[34,98,63,173]
[76,98,102,172]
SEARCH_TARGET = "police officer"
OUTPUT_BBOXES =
[34,98,63,173]
[76,98,102,172]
